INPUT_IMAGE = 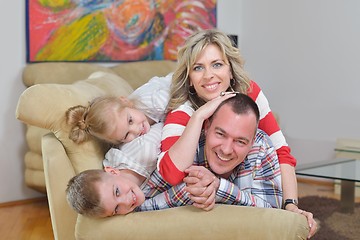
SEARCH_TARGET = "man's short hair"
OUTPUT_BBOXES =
[210,93,260,123]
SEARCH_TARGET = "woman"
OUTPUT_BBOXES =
[157,29,317,238]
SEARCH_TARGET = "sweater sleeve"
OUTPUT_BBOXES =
[247,81,297,166]
[157,104,195,185]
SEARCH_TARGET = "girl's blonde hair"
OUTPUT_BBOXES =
[168,29,252,111]
[66,96,132,144]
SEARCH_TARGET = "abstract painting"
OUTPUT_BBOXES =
[26,0,217,62]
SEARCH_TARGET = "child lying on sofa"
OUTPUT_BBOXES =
[66,94,283,217]
[66,73,172,187]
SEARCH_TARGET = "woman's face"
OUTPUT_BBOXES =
[189,44,233,102]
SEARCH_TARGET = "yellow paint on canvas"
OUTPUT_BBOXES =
[38,0,73,10]
[35,12,109,61]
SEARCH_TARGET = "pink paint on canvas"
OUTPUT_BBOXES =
[27,0,217,62]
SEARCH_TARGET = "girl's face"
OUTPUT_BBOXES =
[97,167,145,216]
[189,44,233,102]
[108,106,150,144]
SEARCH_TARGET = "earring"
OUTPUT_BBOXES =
[189,86,196,95]
[229,79,236,92]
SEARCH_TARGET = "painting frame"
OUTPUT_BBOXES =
[26,0,217,63]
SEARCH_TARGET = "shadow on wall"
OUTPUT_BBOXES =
[286,137,336,165]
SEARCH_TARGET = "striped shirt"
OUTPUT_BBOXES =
[158,80,296,185]
[103,73,172,178]
[137,129,283,211]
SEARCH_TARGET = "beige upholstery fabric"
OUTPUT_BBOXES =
[19,60,177,192]
[16,61,309,240]
[17,71,133,174]
[76,205,309,240]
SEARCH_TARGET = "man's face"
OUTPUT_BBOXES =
[97,168,145,217]
[204,104,257,179]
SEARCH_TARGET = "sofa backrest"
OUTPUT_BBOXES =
[17,60,177,173]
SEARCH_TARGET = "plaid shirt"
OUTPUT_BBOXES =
[136,129,282,212]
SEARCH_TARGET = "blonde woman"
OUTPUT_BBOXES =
[157,29,316,238]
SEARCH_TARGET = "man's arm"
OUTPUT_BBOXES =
[136,170,193,212]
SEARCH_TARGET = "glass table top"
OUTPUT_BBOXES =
[296,158,360,182]
[335,147,360,154]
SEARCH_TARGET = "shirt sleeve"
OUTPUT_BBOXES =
[129,73,172,123]
[247,80,297,166]
[103,122,163,178]
[136,171,193,212]
[215,131,283,208]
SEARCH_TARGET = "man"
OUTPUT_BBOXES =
[66,93,282,217]
[138,93,282,211]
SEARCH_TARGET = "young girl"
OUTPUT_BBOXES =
[66,72,172,186]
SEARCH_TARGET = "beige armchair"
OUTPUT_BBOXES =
[16,61,309,240]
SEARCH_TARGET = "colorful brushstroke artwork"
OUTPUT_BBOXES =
[26,0,217,62]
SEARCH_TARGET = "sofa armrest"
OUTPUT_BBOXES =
[76,205,309,240]
[42,132,77,240]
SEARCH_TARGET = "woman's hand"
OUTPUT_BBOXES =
[184,166,220,211]
[193,92,236,121]
[286,204,318,239]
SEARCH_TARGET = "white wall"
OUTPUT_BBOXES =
[0,2,45,202]
[240,0,360,164]
[1,0,359,203]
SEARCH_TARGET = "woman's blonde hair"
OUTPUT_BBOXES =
[66,96,132,144]
[168,29,252,111]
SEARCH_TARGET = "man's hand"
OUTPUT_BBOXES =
[184,166,220,211]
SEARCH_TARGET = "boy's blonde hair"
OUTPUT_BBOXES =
[168,28,252,111]
[66,169,106,218]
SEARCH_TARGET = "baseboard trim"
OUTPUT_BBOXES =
[297,176,334,187]
[0,197,48,208]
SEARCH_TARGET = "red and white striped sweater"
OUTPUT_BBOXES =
[158,80,296,185]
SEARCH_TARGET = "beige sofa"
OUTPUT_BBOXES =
[16,61,309,240]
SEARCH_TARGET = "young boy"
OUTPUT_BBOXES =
[66,167,145,217]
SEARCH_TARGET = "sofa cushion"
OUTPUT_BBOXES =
[111,60,176,90]
[22,62,116,86]
[76,205,310,240]
[16,71,134,173]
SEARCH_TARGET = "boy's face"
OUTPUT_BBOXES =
[204,104,256,179]
[108,104,151,144]
[97,167,145,216]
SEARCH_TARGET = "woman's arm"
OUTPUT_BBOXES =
[158,94,235,185]
[247,80,296,166]
[248,81,317,237]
